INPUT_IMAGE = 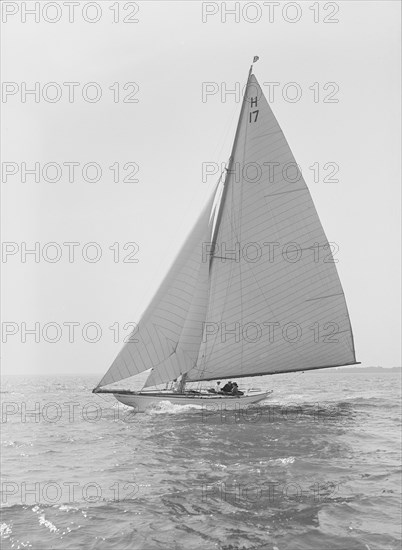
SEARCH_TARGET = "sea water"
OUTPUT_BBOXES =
[1,370,401,550]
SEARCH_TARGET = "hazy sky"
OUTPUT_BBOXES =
[1,1,401,376]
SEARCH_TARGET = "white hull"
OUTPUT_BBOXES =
[113,390,272,413]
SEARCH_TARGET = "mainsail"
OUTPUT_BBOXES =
[96,67,357,391]
[187,73,357,381]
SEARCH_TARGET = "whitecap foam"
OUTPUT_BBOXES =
[277,457,295,465]
[147,401,203,415]
[0,523,12,539]
[38,515,58,533]
[58,505,78,512]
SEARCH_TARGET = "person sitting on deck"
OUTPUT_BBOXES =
[214,381,221,393]
[221,381,234,394]
[230,382,243,396]
[172,378,180,393]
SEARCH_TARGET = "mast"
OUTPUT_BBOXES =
[209,57,257,270]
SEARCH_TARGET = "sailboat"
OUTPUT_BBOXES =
[93,57,359,412]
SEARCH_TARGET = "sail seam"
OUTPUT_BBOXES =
[305,293,344,301]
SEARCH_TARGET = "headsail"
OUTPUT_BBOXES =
[95,189,217,389]
[185,73,357,382]
[143,212,213,388]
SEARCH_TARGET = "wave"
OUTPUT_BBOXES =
[341,396,401,409]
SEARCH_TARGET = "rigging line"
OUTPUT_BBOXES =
[213,102,240,163]
[238,79,251,377]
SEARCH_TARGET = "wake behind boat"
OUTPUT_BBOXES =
[93,56,359,412]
